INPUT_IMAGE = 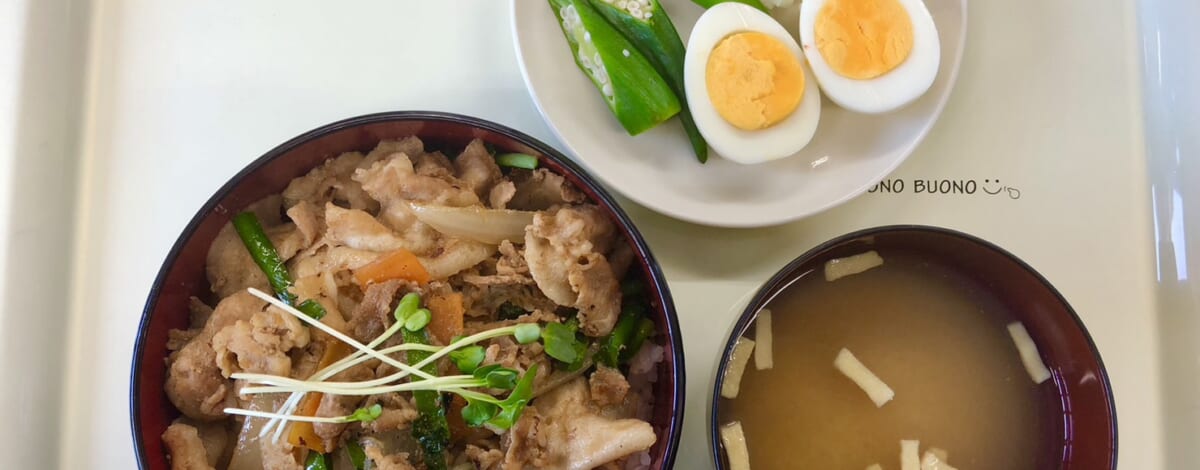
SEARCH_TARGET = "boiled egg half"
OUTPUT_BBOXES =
[799,0,941,114]
[684,3,821,164]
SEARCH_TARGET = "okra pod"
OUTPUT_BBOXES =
[549,0,681,135]
[589,0,710,162]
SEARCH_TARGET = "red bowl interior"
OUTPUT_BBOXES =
[710,225,1117,469]
[130,111,685,469]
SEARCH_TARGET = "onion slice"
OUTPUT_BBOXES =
[408,203,536,244]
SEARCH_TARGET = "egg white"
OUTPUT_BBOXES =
[799,0,940,114]
[684,2,821,165]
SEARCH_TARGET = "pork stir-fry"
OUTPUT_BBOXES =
[163,138,662,470]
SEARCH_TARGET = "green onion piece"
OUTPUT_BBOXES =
[304,452,329,470]
[449,346,486,374]
[297,299,327,321]
[404,327,450,470]
[346,442,367,470]
[623,317,656,363]
[231,212,296,305]
[495,153,539,170]
[232,211,326,319]
[599,304,644,367]
[405,308,432,331]
[514,324,541,345]
[395,293,422,323]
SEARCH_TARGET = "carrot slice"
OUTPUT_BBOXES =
[353,249,431,286]
[425,291,465,344]
[287,341,352,452]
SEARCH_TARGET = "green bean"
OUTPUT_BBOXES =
[231,211,324,319]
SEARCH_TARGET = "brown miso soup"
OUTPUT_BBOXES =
[719,251,1059,469]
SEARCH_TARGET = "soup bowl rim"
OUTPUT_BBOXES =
[707,224,1117,469]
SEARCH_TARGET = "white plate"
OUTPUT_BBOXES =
[512,0,967,227]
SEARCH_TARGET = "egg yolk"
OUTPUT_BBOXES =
[705,32,805,131]
[815,0,914,80]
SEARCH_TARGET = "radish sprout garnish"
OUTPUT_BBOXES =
[225,288,545,443]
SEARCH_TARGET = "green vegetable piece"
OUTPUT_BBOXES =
[297,299,327,321]
[691,0,768,12]
[598,304,644,367]
[472,364,503,378]
[623,317,657,363]
[514,323,542,345]
[232,211,326,319]
[549,0,680,135]
[304,452,329,470]
[475,364,518,390]
[462,399,500,427]
[404,327,450,470]
[347,404,383,423]
[346,442,367,470]
[394,293,422,323]
[567,340,589,372]
[495,153,539,170]
[487,364,539,430]
[542,321,581,364]
[232,212,297,304]
[449,345,486,374]
[405,308,433,331]
[588,0,709,162]
[231,212,290,300]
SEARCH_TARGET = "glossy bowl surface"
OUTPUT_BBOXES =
[130,111,685,469]
[710,225,1117,469]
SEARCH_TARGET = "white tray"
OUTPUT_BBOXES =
[1,0,1195,468]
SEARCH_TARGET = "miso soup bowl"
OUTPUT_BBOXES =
[130,111,686,469]
[710,225,1116,469]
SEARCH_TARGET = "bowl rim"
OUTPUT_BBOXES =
[706,224,1118,469]
[129,110,686,469]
